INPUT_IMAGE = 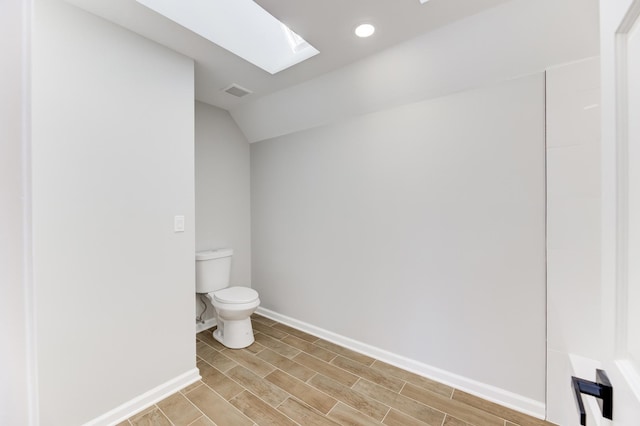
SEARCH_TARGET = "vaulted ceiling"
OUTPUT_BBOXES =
[65,0,512,110]
[64,0,599,142]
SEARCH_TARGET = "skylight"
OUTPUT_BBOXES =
[135,0,320,74]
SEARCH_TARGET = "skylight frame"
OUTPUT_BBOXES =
[135,0,319,74]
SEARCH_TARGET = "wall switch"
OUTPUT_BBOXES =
[174,215,185,232]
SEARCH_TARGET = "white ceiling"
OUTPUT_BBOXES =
[65,0,512,111]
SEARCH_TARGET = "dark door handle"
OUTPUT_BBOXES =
[571,369,613,425]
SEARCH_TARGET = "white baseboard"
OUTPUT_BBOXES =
[256,307,546,419]
[195,317,217,333]
[83,368,201,426]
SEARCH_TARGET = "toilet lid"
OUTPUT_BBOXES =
[214,287,259,304]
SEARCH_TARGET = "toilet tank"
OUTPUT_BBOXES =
[195,248,233,293]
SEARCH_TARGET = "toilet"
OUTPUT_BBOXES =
[196,249,260,349]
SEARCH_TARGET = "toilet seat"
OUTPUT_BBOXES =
[214,287,259,304]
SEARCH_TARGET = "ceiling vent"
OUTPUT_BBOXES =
[223,84,253,98]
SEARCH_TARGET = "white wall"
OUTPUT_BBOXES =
[195,101,251,323]
[31,1,197,424]
[251,74,546,407]
[0,0,33,424]
[232,0,599,143]
[545,58,603,425]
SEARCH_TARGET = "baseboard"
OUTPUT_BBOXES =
[195,317,217,333]
[256,307,546,419]
[83,368,201,426]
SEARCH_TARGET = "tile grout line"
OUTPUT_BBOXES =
[153,405,177,426]
[201,381,255,424]
[175,383,211,425]
[196,351,238,375]
[276,390,339,425]
[185,415,205,426]
[267,366,341,416]
[305,371,319,385]
[380,405,392,425]
[260,320,381,377]
[272,399,305,426]
[303,374,393,424]
[330,355,406,394]
[289,353,365,389]
[358,376,454,425]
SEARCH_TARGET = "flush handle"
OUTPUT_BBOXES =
[571,369,613,425]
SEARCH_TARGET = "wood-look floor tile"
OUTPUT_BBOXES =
[156,393,201,426]
[225,365,289,407]
[252,321,289,340]
[196,360,244,400]
[197,342,237,372]
[314,339,376,366]
[383,409,433,426]
[196,340,210,355]
[371,360,454,398]
[180,380,204,395]
[187,416,215,426]
[278,398,342,426]
[327,402,387,426]
[308,374,390,421]
[243,340,266,355]
[266,369,338,414]
[400,383,503,426]
[196,329,225,351]
[332,356,404,392]
[230,391,298,426]
[293,352,359,387]
[221,348,275,377]
[251,314,278,326]
[257,348,316,381]
[185,384,253,426]
[442,415,473,426]
[353,380,445,426]
[283,335,337,362]
[451,390,552,426]
[273,323,320,342]
[127,317,555,426]
[129,408,172,426]
[254,332,301,358]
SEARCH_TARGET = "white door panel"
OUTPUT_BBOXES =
[597,0,640,424]
[547,1,640,424]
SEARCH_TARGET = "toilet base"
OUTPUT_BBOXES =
[212,317,255,349]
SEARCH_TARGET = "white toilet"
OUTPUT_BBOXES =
[195,249,260,349]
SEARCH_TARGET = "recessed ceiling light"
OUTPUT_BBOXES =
[354,23,375,38]
[135,0,319,74]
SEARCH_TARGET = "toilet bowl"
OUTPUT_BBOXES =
[196,249,260,349]
[207,286,260,349]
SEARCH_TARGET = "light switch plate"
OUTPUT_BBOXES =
[174,215,185,232]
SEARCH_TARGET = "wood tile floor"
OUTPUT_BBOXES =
[119,314,556,426]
